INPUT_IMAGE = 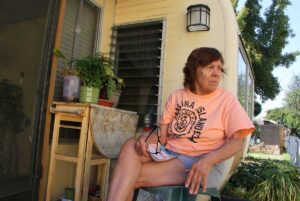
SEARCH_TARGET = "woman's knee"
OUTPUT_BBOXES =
[119,138,137,156]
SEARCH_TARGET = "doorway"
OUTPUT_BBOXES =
[0,0,54,200]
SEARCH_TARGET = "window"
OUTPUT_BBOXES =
[238,50,247,108]
[54,0,100,100]
[111,21,163,127]
[238,47,254,117]
[247,72,254,117]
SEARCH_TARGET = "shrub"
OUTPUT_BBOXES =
[223,157,300,201]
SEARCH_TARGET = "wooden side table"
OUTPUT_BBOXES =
[45,102,138,201]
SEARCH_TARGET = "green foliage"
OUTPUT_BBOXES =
[285,75,300,110]
[266,75,300,136]
[104,78,117,99]
[250,161,300,201]
[254,101,262,116]
[266,107,287,123]
[75,53,113,88]
[0,79,28,134]
[223,158,300,200]
[266,107,300,136]
[100,77,125,99]
[237,0,300,101]
[53,48,79,76]
[231,0,239,12]
[74,53,124,99]
[251,122,261,139]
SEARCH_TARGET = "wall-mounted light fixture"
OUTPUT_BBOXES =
[187,4,210,32]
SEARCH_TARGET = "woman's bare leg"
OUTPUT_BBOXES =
[106,138,187,201]
[123,158,187,201]
[124,190,134,201]
[134,158,186,188]
[106,138,151,201]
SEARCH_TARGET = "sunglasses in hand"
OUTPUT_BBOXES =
[144,125,162,154]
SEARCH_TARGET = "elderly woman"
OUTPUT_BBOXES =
[106,47,255,201]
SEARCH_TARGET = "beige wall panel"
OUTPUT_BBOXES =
[219,0,239,96]
[94,0,104,6]
[99,0,116,53]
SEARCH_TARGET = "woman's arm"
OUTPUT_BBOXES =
[159,123,169,145]
[185,131,244,194]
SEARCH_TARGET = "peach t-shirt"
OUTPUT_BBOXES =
[160,88,255,156]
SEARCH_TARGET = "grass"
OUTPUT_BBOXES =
[247,152,290,161]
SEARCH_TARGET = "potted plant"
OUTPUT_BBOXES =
[53,48,80,102]
[75,53,108,103]
[108,77,125,107]
[97,56,125,107]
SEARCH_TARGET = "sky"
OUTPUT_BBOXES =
[238,0,300,119]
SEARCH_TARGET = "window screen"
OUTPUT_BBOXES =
[112,21,163,127]
[54,0,100,100]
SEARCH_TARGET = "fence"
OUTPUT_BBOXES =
[286,136,300,167]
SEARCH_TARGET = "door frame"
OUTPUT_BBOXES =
[31,0,60,200]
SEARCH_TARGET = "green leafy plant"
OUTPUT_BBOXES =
[74,53,109,88]
[223,157,300,200]
[101,76,125,99]
[73,52,124,98]
[114,77,125,91]
[53,48,79,76]
[250,161,300,201]
[90,53,125,99]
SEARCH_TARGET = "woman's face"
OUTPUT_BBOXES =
[194,59,223,95]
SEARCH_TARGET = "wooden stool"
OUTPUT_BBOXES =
[45,102,110,201]
[82,124,110,201]
[46,103,90,201]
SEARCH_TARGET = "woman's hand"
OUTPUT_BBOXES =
[185,157,213,194]
[134,134,149,156]
[135,124,169,157]
[184,132,244,195]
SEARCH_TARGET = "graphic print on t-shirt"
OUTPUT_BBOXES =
[168,100,207,142]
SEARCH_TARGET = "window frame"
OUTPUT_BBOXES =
[111,19,166,127]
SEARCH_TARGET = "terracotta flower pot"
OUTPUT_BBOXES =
[108,90,121,107]
[98,99,113,107]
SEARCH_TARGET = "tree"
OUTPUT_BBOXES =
[266,107,287,124]
[266,75,300,136]
[285,75,300,111]
[231,0,239,12]
[237,0,299,101]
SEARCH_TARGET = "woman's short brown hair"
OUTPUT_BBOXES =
[183,47,225,92]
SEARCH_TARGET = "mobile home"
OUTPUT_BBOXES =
[0,0,254,200]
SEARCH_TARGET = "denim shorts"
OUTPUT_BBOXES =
[164,148,227,188]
